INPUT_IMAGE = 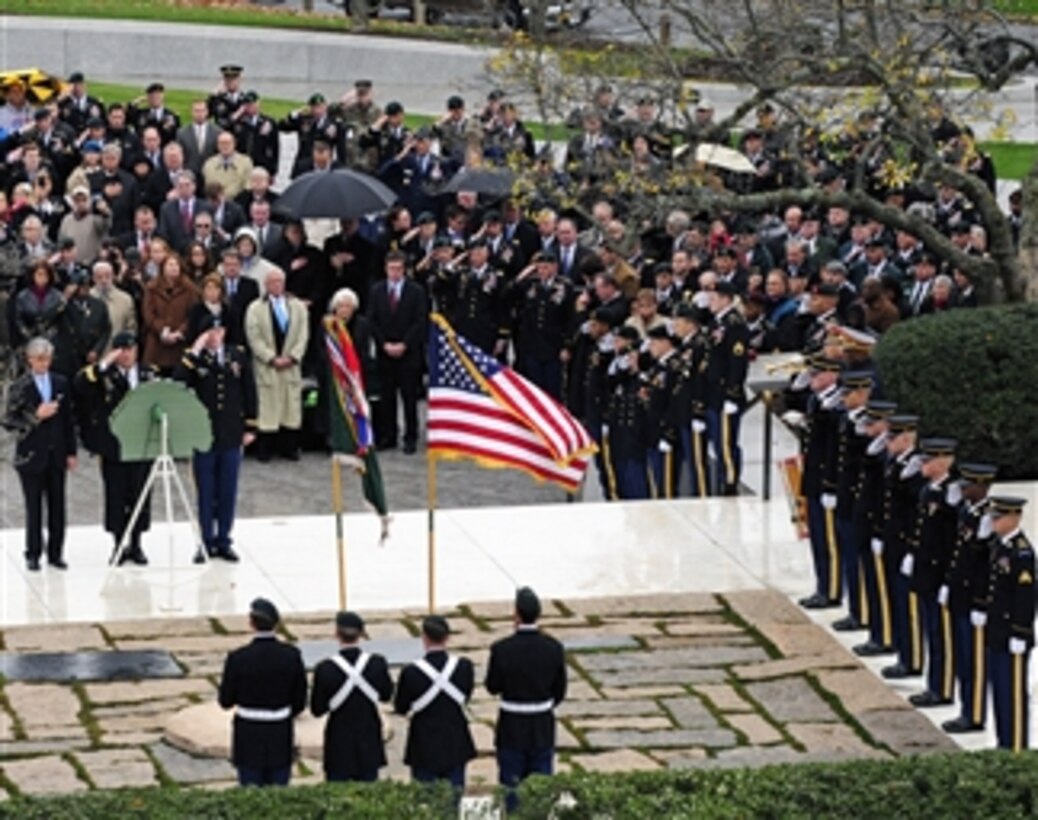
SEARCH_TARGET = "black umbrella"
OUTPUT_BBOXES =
[442,167,516,197]
[273,169,397,220]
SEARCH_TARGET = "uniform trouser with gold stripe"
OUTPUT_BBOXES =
[991,647,1030,751]
[646,447,677,500]
[861,536,893,649]
[680,427,710,498]
[892,568,924,673]
[806,495,841,602]
[837,513,867,625]
[920,596,955,700]
[706,407,741,496]
[953,612,987,726]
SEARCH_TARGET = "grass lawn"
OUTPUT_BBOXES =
[985,141,1038,182]
[993,0,1038,15]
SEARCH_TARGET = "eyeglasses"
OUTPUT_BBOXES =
[196,223,212,229]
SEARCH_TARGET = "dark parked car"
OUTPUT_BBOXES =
[332,0,592,29]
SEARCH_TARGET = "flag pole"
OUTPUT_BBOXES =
[427,452,437,612]
[331,456,347,610]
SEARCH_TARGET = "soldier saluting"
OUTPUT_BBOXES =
[218,598,307,787]
[393,615,476,789]
[486,587,567,813]
[310,611,394,783]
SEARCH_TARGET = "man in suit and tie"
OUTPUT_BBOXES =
[157,170,211,254]
[555,218,592,282]
[116,206,158,255]
[74,331,159,566]
[220,249,260,346]
[244,267,309,461]
[906,253,937,317]
[4,338,78,571]
[246,200,282,261]
[143,139,187,215]
[176,100,221,175]
[366,251,427,454]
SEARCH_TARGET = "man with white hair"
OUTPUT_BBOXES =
[91,260,137,353]
[18,215,54,262]
[4,338,78,571]
[202,130,254,200]
[157,169,211,253]
[245,267,309,461]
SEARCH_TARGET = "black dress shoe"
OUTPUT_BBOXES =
[799,594,841,610]
[256,452,272,463]
[942,717,984,733]
[48,559,68,570]
[376,441,398,452]
[854,641,896,657]
[909,691,953,708]
[217,547,240,563]
[26,558,40,572]
[282,450,301,462]
[193,548,207,565]
[881,663,921,679]
[403,442,417,455]
[832,615,866,632]
[129,550,149,566]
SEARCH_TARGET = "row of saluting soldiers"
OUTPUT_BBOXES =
[792,347,1035,751]
[219,588,564,811]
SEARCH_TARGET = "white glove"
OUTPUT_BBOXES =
[781,410,805,429]
[870,538,883,556]
[658,440,672,453]
[854,419,868,435]
[1010,638,1027,655]
[970,610,987,628]
[900,554,914,577]
[978,513,993,539]
[821,493,837,511]
[937,585,949,607]
[723,400,738,415]
[867,433,889,456]
[791,369,812,391]
[692,420,706,434]
[946,482,962,506]
[601,424,610,438]
[900,454,923,479]
[821,391,843,410]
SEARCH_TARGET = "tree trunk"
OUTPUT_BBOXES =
[1020,156,1038,302]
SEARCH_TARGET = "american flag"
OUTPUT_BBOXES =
[428,315,595,492]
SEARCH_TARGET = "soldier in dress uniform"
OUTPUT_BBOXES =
[359,101,411,178]
[393,615,477,788]
[798,354,843,609]
[218,598,308,787]
[511,252,574,400]
[57,71,105,135]
[831,370,874,633]
[704,280,749,496]
[673,303,710,498]
[437,237,510,358]
[641,325,687,500]
[279,94,342,179]
[853,399,898,658]
[74,331,159,566]
[986,497,1035,751]
[906,438,961,708]
[339,79,380,170]
[942,462,997,733]
[208,64,246,132]
[129,83,181,145]
[880,415,927,680]
[603,326,647,500]
[310,611,394,782]
[232,92,280,179]
[486,587,567,813]
[174,316,257,563]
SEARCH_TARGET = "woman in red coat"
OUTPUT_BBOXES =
[142,254,199,374]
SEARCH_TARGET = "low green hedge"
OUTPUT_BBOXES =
[874,304,1038,480]
[515,751,1038,819]
[1,752,1036,818]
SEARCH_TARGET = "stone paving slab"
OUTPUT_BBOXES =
[0,651,183,683]
[565,594,722,617]
[743,678,839,724]
[584,728,739,749]
[558,699,662,718]
[75,748,159,789]
[83,679,214,705]
[590,667,728,688]
[0,754,87,795]
[577,646,769,672]
[570,749,661,772]
[725,713,784,745]
[661,698,720,730]
[696,684,754,713]
[3,625,108,653]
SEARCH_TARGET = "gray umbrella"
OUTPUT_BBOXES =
[442,167,516,197]
[273,169,397,220]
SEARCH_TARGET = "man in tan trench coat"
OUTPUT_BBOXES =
[245,268,309,461]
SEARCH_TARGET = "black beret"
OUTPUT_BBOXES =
[86,116,105,129]
[415,211,437,226]
[385,101,404,116]
[308,93,326,106]
[813,282,840,297]
[68,71,85,84]
[422,615,450,642]
[355,79,373,90]
[617,325,641,343]
[249,597,279,628]
[515,586,542,623]
[714,280,737,297]
[467,236,489,250]
[145,82,165,94]
[336,610,367,636]
[447,95,465,110]
[242,91,259,104]
[483,209,503,223]
[533,250,558,264]
[647,325,674,342]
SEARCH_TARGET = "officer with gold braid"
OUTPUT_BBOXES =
[942,462,997,733]
[986,497,1035,752]
[704,280,749,496]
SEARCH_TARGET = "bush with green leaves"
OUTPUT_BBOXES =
[514,751,1038,819]
[874,304,1038,480]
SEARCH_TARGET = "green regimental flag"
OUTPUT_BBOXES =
[323,316,390,533]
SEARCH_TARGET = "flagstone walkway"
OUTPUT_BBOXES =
[0,589,955,799]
